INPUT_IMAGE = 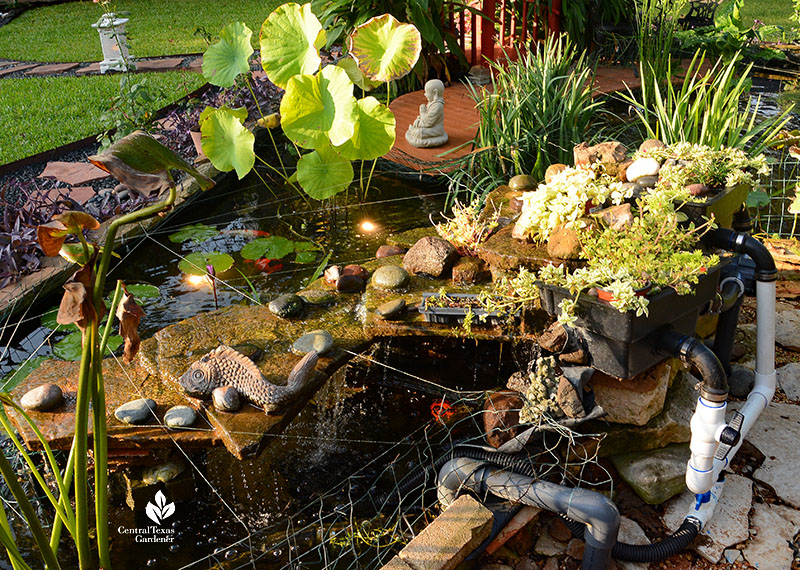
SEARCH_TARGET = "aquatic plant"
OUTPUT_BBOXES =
[199,4,421,199]
[433,199,500,256]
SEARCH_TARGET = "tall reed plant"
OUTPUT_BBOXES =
[636,0,686,92]
[621,50,794,156]
[450,34,602,203]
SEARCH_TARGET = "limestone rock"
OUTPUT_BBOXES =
[376,245,407,258]
[625,158,660,182]
[663,474,752,563]
[547,222,583,260]
[377,299,407,320]
[164,405,197,428]
[212,386,241,412]
[616,517,651,570]
[292,330,333,356]
[743,502,800,570]
[509,174,537,190]
[638,139,666,153]
[534,532,566,557]
[778,362,800,400]
[268,294,304,318]
[545,164,568,184]
[775,302,800,351]
[483,391,523,448]
[114,398,157,425]
[20,383,63,411]
[372,265,410,290]
[611,443,689,505]
[573,141,628,174]
[403,237,458,278]
[451,256,490,285]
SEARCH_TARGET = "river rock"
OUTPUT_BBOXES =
[376,245,407,258]
[545,164,568,184]
[20,383,63,411]
[403,236,458,278]
[299,290,336,306]
[596,203,633,230]
[164,405,197,428]
[509,174,537,190]
[743,502,800,570]
[616,517,650,570]
[573,141,628,174]
[323,265,341,284]
[686,183,711,197]
[617,158,634,181]
[212,386,241,412]
[547,223,583,260]
[775,302,800,351]
[268,293,304,318]
[114,398,157,425]
[778,362,800,400]
[376,299,406,319]
[556,375,585,418]
[342,264,369,281]
[372,265,410,290]
[451,256,490,285]
[621,181,644,198]
[611,443,689,505]
[483,391,523,448]
[638,139,666,153]
[635,175,658,189]
[292,330,333,355]
[336,274,366,293]
[727,364,754,397]
[625,157,660,182]
[663,473,751,563]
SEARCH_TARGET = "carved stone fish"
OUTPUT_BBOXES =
[179,346,319,413]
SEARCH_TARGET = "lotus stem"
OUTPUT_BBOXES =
[49,443,75,555]
[0,496,33,570]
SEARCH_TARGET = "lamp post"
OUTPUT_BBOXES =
[92,13,135,73]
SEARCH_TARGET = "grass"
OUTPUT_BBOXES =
[0,71,206,165]
[0,0,281,63]
[740,0,794,29]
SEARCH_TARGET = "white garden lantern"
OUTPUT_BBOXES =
[92,13,134,73]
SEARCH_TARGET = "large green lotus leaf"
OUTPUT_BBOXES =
[178,252,235,276]
[202,22,254,87]
[337,57,381,92]
[199,105,247,127]
[259,3,325,89]
[201,107,255,179]
[296,146,354,200]
[280,65,357,149]
[348,14,422,82]
[336,96,395,161]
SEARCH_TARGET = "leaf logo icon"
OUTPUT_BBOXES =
[145,490,175,525]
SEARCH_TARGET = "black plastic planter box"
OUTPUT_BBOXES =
[538,265,723,379]
[420,293,516,326]
[679,183,749,229]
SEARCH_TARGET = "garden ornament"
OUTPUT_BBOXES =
[405,79,448,148]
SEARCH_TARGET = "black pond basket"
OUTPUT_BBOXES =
[420,293,518,326]
[679,183,749,229]
[538,265,724,379]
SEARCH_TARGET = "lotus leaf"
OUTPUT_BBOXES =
[296,145,354,200]
[202,22,254,88]
[260,3,325,89]
[179,252,234,276]
[281,65,357,149]
[201,107,255,179]
[54,327,122,361]
[169,223,220,244]
[337,57,381,92]
[335,96,395,161]
[199,105,248,127]
[348,14,422,82]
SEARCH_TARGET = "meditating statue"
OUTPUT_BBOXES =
[405,79,448,148]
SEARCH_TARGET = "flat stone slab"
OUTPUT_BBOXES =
[39,161,109,186]
[775,302,800,351]
[743,502,800,570]
[778,362,800,400]
[133,58,184,72]
[0,63,38,77]
[25,62,79,75]
[663,473,752,563]
[75,62,103,75]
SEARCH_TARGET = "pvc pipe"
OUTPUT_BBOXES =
[686,397,727,494]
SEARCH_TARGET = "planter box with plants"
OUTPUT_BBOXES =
[420,292,519,326]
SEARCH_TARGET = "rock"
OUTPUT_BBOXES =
[549,517,573,542]
[164,405,197,428]
[559,347,589,366]
[509,174,538,190]
[638,139,666,153]
[323,265,341,284]
[663,474,751,563]
[565,538,584,559]
[336,274,366,293]
[342,264,369,281]
[544,164,568,184]
[727,364,755,397]
[377,299,407,320]
[547,222,583,260]
[778,362,800,400]
[542,558,559,570]
[386,226,439,250]
[114,398,157,425]
[589,359,680,426]
[39,161,109,186]
[557,375,586,418]
[483,391,524,448]
[403,236,459,278]
[743,502,800,570]
[611,443,689,505]
[19,383,63,411]
[722,549,741,564]
[621,181,644,199]
[573,141,628,174]
[372,265,410,290]
[635,175,658,189]
[616,517,650,570]
[376,245,407,258]
[596,203,633,231]
[268,293,304,318]
[534,532,566,557]
[513,557,538,570]
[686,183,711,196]
[212,386,241,412]
[507,371,529,393]
[538,322,568,352]
[775,302,800,351]
[451,257,491,285]
[618,159,634,181]
[299,290,336,306]
[142,462,185,485]
[625,158,660,182]
[732,401,800,508]
[292,330,334,355]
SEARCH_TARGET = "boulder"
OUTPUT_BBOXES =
[573,141,628,175]
[611,443,689,505]
[403,236,459,278]
[509,174,537,190]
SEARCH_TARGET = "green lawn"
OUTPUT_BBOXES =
[0,0,280,63]
[0,71,206,165]
[740,0,794,29]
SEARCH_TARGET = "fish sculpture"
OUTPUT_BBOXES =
[179,346,319,413]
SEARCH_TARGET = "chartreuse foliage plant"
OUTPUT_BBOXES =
[200,4,421,199]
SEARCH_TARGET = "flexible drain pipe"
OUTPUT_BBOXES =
[437,457,620,570]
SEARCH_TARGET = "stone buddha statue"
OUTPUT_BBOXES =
[405,79,448,148]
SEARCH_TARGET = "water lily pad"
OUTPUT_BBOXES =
[746,190,770,209]
[241,236,296,260]
[178,252,234,276]
[296,145,354,200]
[124,283,161,299]
[259,3,325,89]
[201,107,255,179]
[1,356,48,392]
[202,21,254,88]
[169,223,220,244]
[280,65,357,149]
[293,242,318,263]
[348,14,422,83]
[335,96,395,161]
[53,328,122,361]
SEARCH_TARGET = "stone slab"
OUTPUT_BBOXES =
[616,517,650,570]
[663,473,752,563]
[61,186,96,204]
[187,57,203,71]
[133,57,184,72]
[397,494,494,570]
[25,62,79,75]
[39,161,109,186]
[611,443,690,505]
[75,62,103,75]
[0,63,38,77]
[775,302,800,351]
[743,502,800,570]
[475,225,580,274]
[778,362,800,400]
